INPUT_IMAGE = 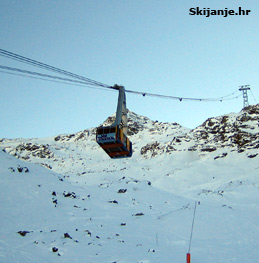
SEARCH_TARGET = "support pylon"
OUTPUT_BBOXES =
[239,85,250,108]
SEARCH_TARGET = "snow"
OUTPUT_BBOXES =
[0,107,259,262]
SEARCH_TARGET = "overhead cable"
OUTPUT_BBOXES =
[0,48,242,102]
[0,48,114,90]
[0,65,105,87]
[0,69,114,92]
[125,89,242,102]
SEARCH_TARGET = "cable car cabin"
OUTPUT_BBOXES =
[96,125,132,158]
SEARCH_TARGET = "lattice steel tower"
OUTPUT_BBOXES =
[239,85,250,108]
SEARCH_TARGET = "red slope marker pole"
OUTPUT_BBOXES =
[186,252,191,263]
[186,201,198,263]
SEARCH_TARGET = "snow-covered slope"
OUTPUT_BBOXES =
[0,106,259,263]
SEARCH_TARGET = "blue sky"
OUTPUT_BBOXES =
[0,0,258,139]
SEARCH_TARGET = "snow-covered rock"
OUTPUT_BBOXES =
[191,104,259,153]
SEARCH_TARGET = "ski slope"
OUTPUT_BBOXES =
[1,106,259,263]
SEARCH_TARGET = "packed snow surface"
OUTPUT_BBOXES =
[1,106,259,263]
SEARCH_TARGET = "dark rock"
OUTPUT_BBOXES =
[133,213,144,216]
[64,233,72,239]
[52,247,58,253]
[54,136,61,141]
[17,167,23,173]
[108,200,118,204]
[214,153,228,159]
[118,189,127,193]
[17,231,30,237]
[85,230,91,237]
[201,146,217,152]
[63,191,77,198]
[248,153,258,158]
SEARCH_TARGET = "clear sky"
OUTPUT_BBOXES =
[0,0,258,139]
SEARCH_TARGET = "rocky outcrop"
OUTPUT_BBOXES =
[192,104,259,153]
[10,143,54,160]
[100,111,150,135]
[140,104,259,158]
[54,129,92,142]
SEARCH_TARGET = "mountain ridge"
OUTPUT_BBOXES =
[1,104,258,165]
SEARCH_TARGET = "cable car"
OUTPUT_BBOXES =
[96,85,133,158]
[96,125,132,158]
